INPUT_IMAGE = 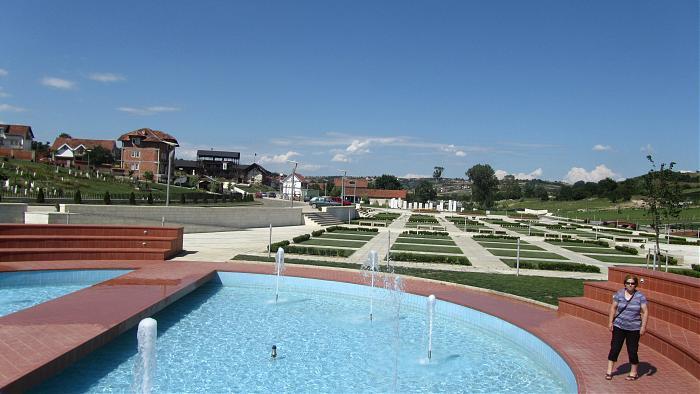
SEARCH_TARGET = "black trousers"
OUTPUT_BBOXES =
[608,326,640,364]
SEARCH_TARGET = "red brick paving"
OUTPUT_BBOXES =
[0,260,697,393]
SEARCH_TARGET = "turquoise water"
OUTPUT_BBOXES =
[33,273,574,393]
[0,270,129,318]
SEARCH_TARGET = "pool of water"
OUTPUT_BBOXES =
[0,270,130,318]
[33,272,576,393]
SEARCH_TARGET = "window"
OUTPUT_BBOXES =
[130,163,140,171]
[131,150,141,158]
[132,137,141,145]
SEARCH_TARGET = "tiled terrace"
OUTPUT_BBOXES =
[0,260,698,393]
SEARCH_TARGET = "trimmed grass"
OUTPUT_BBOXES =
[391,243,464,254]
[500,259,601,273]
[476,241,544,251]
[546,240,610,247]
[563,246,633,255]
[584,254,648,264]
[473,236,518,243]
[395,237,457,246]
[319,233,374,241]
[231,254,587,305]
[298,238,366,248]
[488,249,567,260]
[400,233,451,239]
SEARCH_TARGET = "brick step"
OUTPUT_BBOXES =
[608,266,699,302]
[0,224,182,238]
[584,281,700,334]
[0,248,173,262]
[0,236,178,250]
[559,296,700,379]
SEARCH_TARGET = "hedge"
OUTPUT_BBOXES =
[546,239,610,247]
[473,234,518,240]
[667,268,700,278]
[285,245,355,257]
[293,234,311,243]
[327,226,378,233]
[312,229,325,237]
[403,230,449,237]
[501,259,600,273]
[389,252,471,265]
[614,245,638,255]
[267,240,290,252]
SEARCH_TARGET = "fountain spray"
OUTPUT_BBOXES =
[427,294,436,361]
[361,250,379,321]
[275,247,285,303]
[133,317,157,394]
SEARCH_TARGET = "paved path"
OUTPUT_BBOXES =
[347,212,410,264]
[441,219,507,270]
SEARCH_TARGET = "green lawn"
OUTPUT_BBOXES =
[585,254,648,264]
[299,238,366,248]
[488,249,567,260]
[395,237,456,246]
[563,246,634,255]
[400,233,451,239]
[231,254,587,305]
[473,236,518,243]
[476,241,544,250]
[330,230,377,236]
[391,243,463,254]
[500,259,600,273]
[546,240,611,247]
[319,233,375,241]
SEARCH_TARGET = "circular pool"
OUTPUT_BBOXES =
[34,272,576,393]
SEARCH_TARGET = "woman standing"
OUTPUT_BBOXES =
[605,274,649,381]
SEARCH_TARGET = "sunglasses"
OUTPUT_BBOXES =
[625,282,637,286]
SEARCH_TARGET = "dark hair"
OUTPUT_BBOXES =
[624,274,639,285]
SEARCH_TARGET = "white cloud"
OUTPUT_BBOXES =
[640,144,654,154]
[332,153,350,162]
[592,144,611,151]
[258,151,300,164]
[455,150,466,157]
[0,104,26,112]
[0,87,10,98]
[41,77,75,89]
[402,173,430,179]
[563,164,619,184]
[495,168,543,180]
[117,106,180,115]
[89,72,126,82]
[0,69,7,77]
[299,163,322,172]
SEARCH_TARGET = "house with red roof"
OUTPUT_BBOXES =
[0,124,34,160]
[50,137,118,168]
[334,177,407,204]
[118,128,179,180]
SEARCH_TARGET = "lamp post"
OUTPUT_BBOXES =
[163,142,177,206]
[288,160,299,208]
[85,149,92,170]
[338,169,347,202]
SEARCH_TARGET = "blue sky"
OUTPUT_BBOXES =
[0,0,697,182]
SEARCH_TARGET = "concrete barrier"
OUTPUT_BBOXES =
[322,206,358,223]
[58,204,304,233]
[0,203,27,223]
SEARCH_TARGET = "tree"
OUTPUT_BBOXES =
[129,192,137,205]
[433,166,444,181]
[143,171,154,182]
[534,185,549,201]
[36,188,45,203]
[147,192,154,204]
[73,189,82,204]
[643,155,683,262]
[373,174,402,190]
[103,191,111,205]
[557,185,574,201]
[58,132,72,138]
[466,164,498,208]
[413,180,437,203]
[87,145,114,167]
[500,175,522,200]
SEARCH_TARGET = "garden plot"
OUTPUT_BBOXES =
[404,214,441,229]
[583,254,649,265]
[351,212,401,227]
[389,231,470,265]
[268,227,378,258]
[473,235,599,273]
[445,216,486,232]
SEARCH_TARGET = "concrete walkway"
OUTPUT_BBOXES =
[441,219,507,270]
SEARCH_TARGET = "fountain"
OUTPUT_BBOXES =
[133,317,157,394]
[360,250,379,321]
[427,294,436,361]
[275,247,285,303]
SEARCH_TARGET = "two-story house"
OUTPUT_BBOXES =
[281,173,307,200]
[50,137,119,168]
[118,128,179,180]
[0,124,34,160]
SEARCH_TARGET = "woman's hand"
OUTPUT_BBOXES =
[640,327,646,336]
[609,323,613,332]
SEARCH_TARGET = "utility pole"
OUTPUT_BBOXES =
[289,160,299,208]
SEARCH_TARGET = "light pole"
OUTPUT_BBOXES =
[288,160,299,208]
[162,141,178,207]
[338,169,347,202]
[85,149,92,170]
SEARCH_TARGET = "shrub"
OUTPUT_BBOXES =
[103,191,111,205]
[614,245,638,255]
[692,264,700,272]
[293,234,311,243]
[36,188,45,203]
[267,240,290,252]
[403,230,449,237]
[474,234,518,240]
[285,245,354,257]
[503,259,600,273]
[389,252,470,265]
[180,194,186,204]
[193,195,199,204]
[129,192,137,205]
[312,229,325,237]
[667,268,700,278]
[147,192,154,204]
[327,226,378,233]
[73,189,82,204]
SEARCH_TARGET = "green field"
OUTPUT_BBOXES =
[500,259,600,273]
[563,246,635,255]
[319,233,374,241]
[488,249,567,260]
[299,238,366,248]
[391,243,463,254]
[584,254,648,264]
[476,241,544,251]
[395,237,457,246]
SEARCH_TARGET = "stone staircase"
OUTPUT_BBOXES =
[303,211,345,227]
[559,266,699,379]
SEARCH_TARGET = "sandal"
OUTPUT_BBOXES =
[625,375,639,381]
[605,373,613,380]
